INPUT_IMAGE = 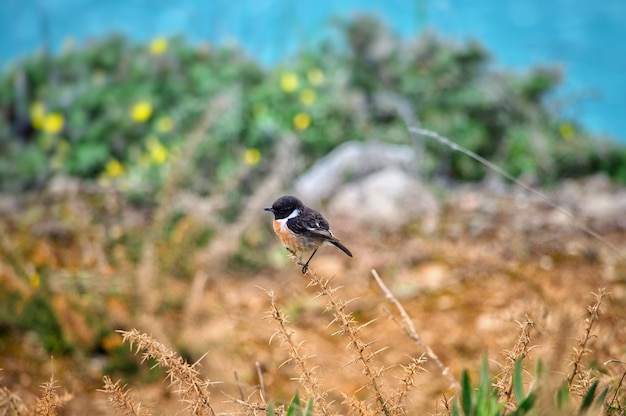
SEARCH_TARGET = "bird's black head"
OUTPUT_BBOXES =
[264,195,303,220]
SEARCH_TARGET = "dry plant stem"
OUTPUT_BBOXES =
[387,355,427,411]
[567,288,609,388]
[119,329,216,416]
[33,375,71,416]
[0,385,28,416]
[370,269,461,392]
[304,268,391,415]
[100,376,151,416]
[255,361,267,404]
[496,317,535,406]
[266,289,331,415]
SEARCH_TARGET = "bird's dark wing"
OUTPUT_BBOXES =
[287,208,335,240]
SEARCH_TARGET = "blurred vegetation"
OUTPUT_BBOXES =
[1,15,626,193]
[1,15,625,414]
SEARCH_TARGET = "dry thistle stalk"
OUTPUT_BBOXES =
[33,376,71,416]
[495,316,535,405]
[567,288,609,393]
[371,269,460,392]
[100,375,151,416]
[119,329,216,416]
[386,355,427,414]
[265,289,331,415]
[304,268,391,415]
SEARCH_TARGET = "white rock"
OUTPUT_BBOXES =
[295,140,418,205]
[328,167,439,232]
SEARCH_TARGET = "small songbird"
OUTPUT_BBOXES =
[264,195,353,273]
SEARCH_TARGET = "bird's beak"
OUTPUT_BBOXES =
[264,207,273,212]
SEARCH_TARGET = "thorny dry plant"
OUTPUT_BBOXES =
[265,288,333,415]
[99,376,151,416]
[495,316,536,408]
[1,280,623,415]
[118,329,217,416]
[568,288,609,396]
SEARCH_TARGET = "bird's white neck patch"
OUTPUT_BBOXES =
[276,208,299,225]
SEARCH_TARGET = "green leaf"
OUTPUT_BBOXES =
[478,355,491,396]
[556,382,569,410]
[267,401,275,416]
[512,392,536,415]
[461,369,473,416]
[303,398,314,416]
[579,380,598,414]
[452,397,462,416]
[595,386,609,407]
[513,358,525,404]
[287,392,302,416]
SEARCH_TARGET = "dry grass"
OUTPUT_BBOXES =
[1,249,624,415]
[1,121,625,414]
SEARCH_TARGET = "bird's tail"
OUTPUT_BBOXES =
[331,240,353,257]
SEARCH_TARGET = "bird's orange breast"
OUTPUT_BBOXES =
[272,219,320,253]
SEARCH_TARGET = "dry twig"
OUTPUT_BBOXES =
[371,269,460,391]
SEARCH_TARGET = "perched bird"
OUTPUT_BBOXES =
[264,195,352,273]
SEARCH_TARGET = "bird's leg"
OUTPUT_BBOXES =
[300,249,318,274]
[286,247,305,268]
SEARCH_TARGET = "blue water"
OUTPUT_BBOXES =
[2,0,625,143]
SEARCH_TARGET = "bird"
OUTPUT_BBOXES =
[264,195,352,273]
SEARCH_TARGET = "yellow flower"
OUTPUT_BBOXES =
[105,159,124,177]
[30,272,40,289]
[280,72,299,93]
[307,68,324,86]
[101,332,123,351]
[156,116,174,133]
[150,37,168,55]
[243,148,262,166]
[559,122,575,141]
[131,101,153,123]
[43,112,65,134]
[299,88,317,105]
[293,112,311,131]
[30,101,45,129]
[147,137,168,164]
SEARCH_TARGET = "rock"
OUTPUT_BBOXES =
[295,140,418,205]
[328,167,439,232]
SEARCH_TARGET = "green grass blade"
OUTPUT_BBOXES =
[267,401,275,416]
[511,392,536,415]
[477,355,491,415]
[452,397,462,416]
[287,392,302,416]
[556,382,569,410]
[579,380,598,414]
[461,369,473,416]
[303,398,314,416]
[595,386,609,407]
[513,358,525,403]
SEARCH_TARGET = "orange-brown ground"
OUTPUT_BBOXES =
[1,176,625,414]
